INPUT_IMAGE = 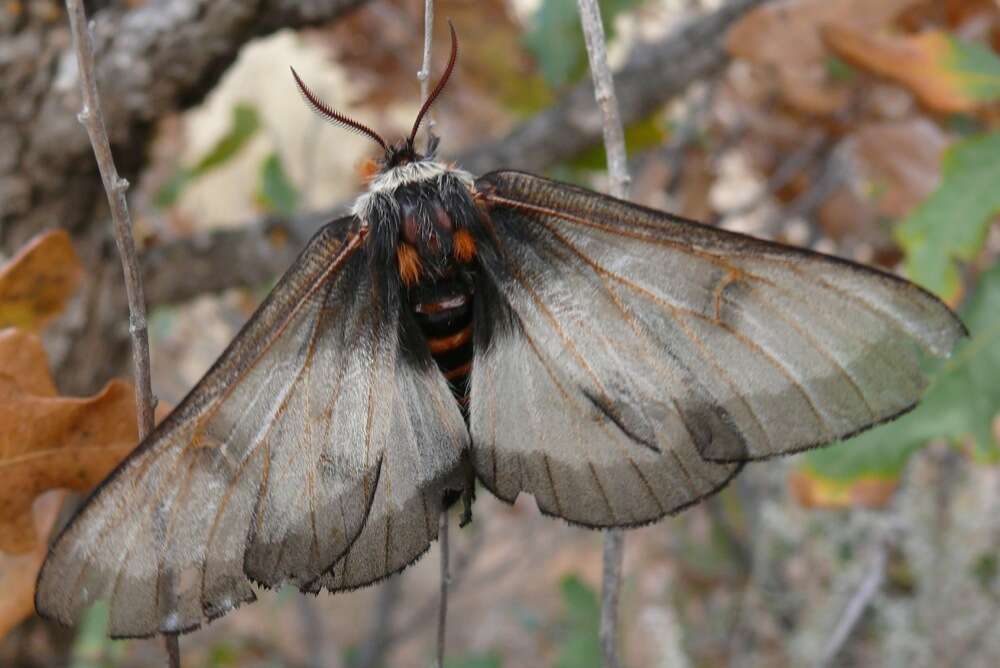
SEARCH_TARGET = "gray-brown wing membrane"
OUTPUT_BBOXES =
[469,170,964,528]
[36,218,468,638]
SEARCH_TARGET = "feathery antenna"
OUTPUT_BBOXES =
[290,67,389,152]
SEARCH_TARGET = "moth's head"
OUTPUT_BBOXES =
[382,139,424,170]
[290,22,458,177]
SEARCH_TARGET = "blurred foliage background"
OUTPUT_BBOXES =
[1,0,1000,666]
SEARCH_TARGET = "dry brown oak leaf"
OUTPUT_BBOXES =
[0,491,66,640]
[0,230,83,332]
[824,26,989,114]
[0,328,139,555]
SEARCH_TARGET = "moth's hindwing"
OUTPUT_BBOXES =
[468,170,965,529]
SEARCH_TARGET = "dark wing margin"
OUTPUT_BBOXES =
[36,217,469,638]
[468,170,965,529]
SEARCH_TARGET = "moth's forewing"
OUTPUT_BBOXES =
[35,217,469,638]
[468,170,965,528]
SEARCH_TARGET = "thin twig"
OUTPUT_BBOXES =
[717,129,829,220]
[417,0,436,147]
[416,3,451,665]
[576,1,630,666]
[600,530,626,668]
[354,577,403,668]
[762,147,846,245]
[660,81,718,194]
[703,496,753,574]
[64,0,164,664]
[930,447,961,664]
[436,512,451,668]
[298,596,343,668]
[65,0,155,438]
[576,0,630,200]
[389,524,485,645]
[164,635,180,668]
[817,543,888,667]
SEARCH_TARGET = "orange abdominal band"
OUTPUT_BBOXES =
[453,229,476,263]
[397,243,423,286]
[427,323,473,354]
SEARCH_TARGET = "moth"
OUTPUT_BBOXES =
[37,26,965,638]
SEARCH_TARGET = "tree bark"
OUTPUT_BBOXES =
[1,0,369,393]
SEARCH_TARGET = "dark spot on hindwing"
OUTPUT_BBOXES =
[654,338,750,461]
[675,398,749,462]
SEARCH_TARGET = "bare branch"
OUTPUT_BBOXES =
[389,525,485,646]
[2,1,377,401]
[575,1,630,665]
[818,544,888,667]
[298,596,343,668]
[418,0,436,144]
[576,0,630,199]
[600,529,626,668]
[413,4,453,664]
[164,636,180,668]
[715,129,830,221]
[703,496,752,574]
[763,149,846,245]
[5,0,375,251]
[354,577,404,668]
[141,217,308,306]
[436,512,451,668]
[65,0,155,439]
[459,0,771,176]
[65,0,164,663]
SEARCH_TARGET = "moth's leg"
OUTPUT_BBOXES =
[459,480,475,527]
[439,451,475,526]
[459,452,476,527]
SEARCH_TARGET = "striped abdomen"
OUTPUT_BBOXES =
[412,275,474,415]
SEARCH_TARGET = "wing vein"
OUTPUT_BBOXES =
[528,220,773,449]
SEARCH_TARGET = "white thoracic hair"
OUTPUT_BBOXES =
[351,160,475,222]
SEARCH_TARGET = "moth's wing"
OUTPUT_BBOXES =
[469,170,965,528]
[36,218,468,638]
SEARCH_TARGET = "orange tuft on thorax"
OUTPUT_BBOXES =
[358,157,380,184]
[452,229,477,263]
[397,243,423,286]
